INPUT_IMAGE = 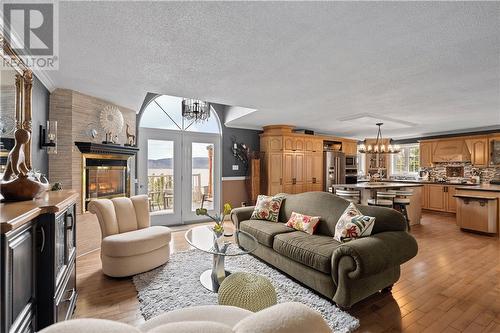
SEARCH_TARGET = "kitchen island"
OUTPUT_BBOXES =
[333,182,423,226]
[454,184,499,235]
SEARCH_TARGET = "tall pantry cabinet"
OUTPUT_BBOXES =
[260,125,324,195]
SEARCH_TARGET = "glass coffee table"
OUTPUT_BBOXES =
[185,225,258,292]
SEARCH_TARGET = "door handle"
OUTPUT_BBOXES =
[40,226,46,253]
[279,178,282,185]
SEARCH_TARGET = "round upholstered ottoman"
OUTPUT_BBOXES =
[218,272,277,312]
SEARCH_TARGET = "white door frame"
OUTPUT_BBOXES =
[182,132,221,224]
[138,128,221,225]
[138,127,183,226]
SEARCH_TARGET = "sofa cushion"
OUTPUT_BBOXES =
[251,194,285,222]
[239,220,294,247]
[273,232,341,274]
[101,226,171,257]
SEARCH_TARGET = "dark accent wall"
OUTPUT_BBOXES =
[211,104,261,178]
[31,75,50,176]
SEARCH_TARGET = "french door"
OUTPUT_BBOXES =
[138,128,220,226]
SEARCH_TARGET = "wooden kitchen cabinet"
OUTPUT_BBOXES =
[305,138,324,152]
[421,184,429,209]
[342,141,358,155]
[284,152,305,193]
[305,152,323,192]
[425,184,456,213]
[284,136,304,151]
[466,137,488,167]
[266,152,283,194]
[428,185,446,211]
[419,142,433,167]
[447,186,457,213]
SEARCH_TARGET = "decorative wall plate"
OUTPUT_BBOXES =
[99,105,124,143]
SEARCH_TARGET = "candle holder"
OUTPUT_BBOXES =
[39,120,57,154]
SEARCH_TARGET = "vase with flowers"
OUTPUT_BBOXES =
[196,195,232,238]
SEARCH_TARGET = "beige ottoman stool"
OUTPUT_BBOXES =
[218,272,277,312]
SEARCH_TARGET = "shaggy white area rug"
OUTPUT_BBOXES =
[133,248,359,333]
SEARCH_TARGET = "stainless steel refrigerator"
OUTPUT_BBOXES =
[324,151,346,192]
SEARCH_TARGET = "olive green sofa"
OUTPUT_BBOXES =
[230,191,418,308]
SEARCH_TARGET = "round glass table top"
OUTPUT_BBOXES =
[185,225,258,256]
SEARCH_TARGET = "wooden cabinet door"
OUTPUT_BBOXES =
[313,139,323,152]
[268,153,283,195]
[446,186,457,213]
[284,137,294,151]
[2,225,36,333]
[421,184,428,209]
[312,153,323,187]
[304,139,314,152]
[269,136,283,151]
[466,138,488,167]
[294,153,305,186]
[305,153,313,183]
[294,138,305,151]
[420,142,433,167]
[428,185,446,211]
[283,153,294,187]
[343,141,358,155]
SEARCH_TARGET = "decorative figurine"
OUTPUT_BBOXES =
[0,129,49,201]
[125,123,136,146]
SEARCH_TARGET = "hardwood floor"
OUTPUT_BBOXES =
[74,212,500,332]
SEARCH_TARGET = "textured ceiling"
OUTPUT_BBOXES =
[48,1,500,139]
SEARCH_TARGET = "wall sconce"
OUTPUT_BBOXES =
[40,120,57,154]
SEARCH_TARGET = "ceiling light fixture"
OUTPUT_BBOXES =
[358,123,400,154]
[181,99,211,122]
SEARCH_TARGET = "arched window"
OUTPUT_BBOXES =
[140,95,221,134]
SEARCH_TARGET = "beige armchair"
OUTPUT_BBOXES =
[88,195,172,277]
[40,302,332,333]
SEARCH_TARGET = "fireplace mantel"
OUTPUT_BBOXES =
[75,141,139,156]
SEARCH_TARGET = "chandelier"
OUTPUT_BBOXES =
[358,123,401,154]
[181,99,211,122]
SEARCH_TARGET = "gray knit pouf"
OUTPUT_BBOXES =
[218,272,277,312]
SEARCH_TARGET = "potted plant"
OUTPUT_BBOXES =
[195,195,232,237]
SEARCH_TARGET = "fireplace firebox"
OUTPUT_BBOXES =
[75,142,139,212]
[82,155,130,211]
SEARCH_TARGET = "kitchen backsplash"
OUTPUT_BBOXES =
[421,163,500,183]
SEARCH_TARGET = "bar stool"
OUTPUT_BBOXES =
[334,189,361,204]
[389,190,413,231]
[367,191,396,208]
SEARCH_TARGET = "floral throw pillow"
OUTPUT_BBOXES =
[286,211,321,235]
[250,195,285,222]
[334,203,376,242]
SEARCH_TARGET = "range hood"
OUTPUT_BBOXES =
[432,140,471,163]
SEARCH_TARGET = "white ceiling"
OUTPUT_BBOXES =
[45,1,500,139]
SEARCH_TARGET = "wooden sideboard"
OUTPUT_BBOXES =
[0,190,78,333]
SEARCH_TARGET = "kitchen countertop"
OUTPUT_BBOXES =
[334,182,423,189]
[358,179,478,186]
[0,190,79,234]
[455,184,500,192]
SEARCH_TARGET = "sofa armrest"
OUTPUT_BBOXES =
[230,206,255,230]
[331,231,418,284]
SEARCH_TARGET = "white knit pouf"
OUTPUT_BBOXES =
[218,272,277,312]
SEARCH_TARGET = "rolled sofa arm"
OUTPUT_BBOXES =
[331,231,418,284]
[230,206,255,230]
